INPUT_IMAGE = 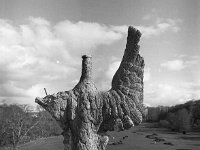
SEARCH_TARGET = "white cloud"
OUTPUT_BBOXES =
[161,59,185,71]
[0,17,127,106]
[106,61,121,79]
[54,21,126,53]
[144,82,200,106]
[106,18,182,39]
[110,25,128,34]
[141,11,182,38]
[161,59,198,71]
[136,18,181,38]
[0,16,184,107]
[144,67,151,82]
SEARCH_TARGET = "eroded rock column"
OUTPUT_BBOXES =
[35,26,145,150]
[62,55,106,150]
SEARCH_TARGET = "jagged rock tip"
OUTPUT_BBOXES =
[82,55,92,59]
[128,26,141,44]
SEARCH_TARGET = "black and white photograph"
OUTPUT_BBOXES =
[0,0,199,150]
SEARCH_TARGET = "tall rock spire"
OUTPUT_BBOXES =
[80,55,92,82]
[35,26,145,150]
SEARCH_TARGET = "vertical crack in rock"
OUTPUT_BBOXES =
[35,26,145,150]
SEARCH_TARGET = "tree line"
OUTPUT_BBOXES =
[0,104,62,149]
[145,100,200,132]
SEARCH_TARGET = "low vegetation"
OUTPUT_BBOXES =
[0,104,62,149]
[1,100,199,149]
[145,99,200,132]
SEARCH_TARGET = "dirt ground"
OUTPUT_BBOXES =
[16,123,200,150]
[107,123,200,150]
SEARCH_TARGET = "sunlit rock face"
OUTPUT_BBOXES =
[35,26,145,150]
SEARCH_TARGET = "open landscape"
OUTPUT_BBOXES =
[0,0,199,150]
[16,123,200,150]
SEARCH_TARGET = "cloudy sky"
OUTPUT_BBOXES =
[0,0,199,107]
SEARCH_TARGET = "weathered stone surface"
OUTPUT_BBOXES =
[35,26,145,150]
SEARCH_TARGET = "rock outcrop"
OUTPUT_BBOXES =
[35,26,145,150]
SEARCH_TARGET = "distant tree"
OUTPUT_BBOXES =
[31,106,62,138]
[158,106,169,121]
[177,108,192,131]
[166,112,179,131]
[0,104,41,149]
[192,101,200,124]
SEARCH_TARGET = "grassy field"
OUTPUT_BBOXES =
[11,123,200,150]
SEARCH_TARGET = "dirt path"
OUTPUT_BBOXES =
[17,123,200,150]
[107,123,200,150]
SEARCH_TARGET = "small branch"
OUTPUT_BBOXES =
[21,118,41,140]
[17,120,24,139]
[44,88,48,96]
[12,129,16,147]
